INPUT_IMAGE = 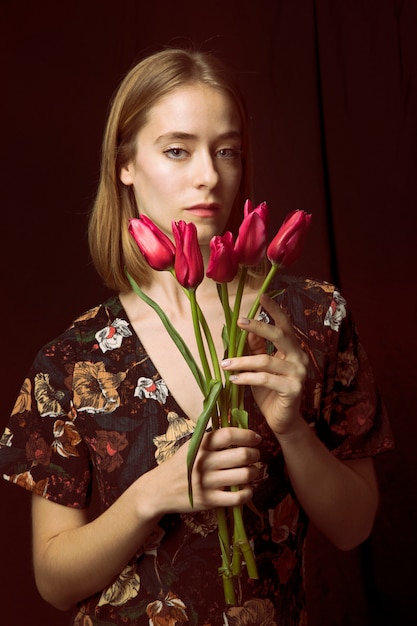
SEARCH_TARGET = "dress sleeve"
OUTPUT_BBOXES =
[0,329,92,508]
[310,287,395,459]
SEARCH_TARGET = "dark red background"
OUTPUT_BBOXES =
[1,1,416,624]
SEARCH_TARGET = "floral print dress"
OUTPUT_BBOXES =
[0,275,394,626]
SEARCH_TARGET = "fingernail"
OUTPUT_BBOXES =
[229,374,239,381]
[221,359,231,367]
[238,317,250,325]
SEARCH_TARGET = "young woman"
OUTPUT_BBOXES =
[0,48,394,626]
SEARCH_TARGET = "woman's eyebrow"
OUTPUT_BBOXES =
[155,130,242,144]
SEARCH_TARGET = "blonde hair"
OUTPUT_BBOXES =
[88,47,254,292]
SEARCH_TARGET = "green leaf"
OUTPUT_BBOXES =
[265,288,285,299]
[231,408,248,429]
[125,270,207,394]
[186,380,222,506]
[221,323,229,353]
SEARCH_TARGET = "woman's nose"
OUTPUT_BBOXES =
[193,151,219,189]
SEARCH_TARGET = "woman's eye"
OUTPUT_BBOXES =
[164,147,188,159]
[216,147,241,159]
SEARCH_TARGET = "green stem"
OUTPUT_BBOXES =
[181,285,222,384]
[216,507,236,606]
[218,388,230,429]
[186,381,222,506]
[220,282,232,332]
[231,503,259,579]
[189,290,212,383]
[195,304,222,383]
[126,270,207,394]
[236,263,279,358]
[228,267,247,359]
[210,411,236,605]
[230,383,245,427]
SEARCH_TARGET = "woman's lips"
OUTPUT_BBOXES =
[185,203,220,218]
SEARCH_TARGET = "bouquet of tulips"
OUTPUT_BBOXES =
[126,201,311,605]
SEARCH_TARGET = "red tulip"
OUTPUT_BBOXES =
[206,231,239,283]
[234,200,268,266]
[129,216,176,271]
[267,209,312,267]
[172,220,204,290]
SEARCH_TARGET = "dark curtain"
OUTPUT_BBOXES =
[1,1,416,624]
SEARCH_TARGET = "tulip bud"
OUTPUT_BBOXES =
[172,220,204,290]
[206,231,239,283]
[234,200,268,266]
[129,216,176,271]
[267,210,312,267]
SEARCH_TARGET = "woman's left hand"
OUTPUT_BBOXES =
[221,294,309,436]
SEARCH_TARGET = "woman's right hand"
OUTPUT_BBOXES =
[136,426,262,517]
[31,426,261,611]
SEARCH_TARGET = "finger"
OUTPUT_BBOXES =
[193,484,255,509]
[238,317,291,359]
[201,427,261,452]
[226,368,305,398]
[238,313,291,347]
[259,294,294,334]
[198,444,261,473]
[221,354,307,391]
[223,352,295,376]
[198,464,261,491]
[238,304,303,362]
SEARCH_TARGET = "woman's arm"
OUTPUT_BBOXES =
[221,294,379,551]
[31,426,261,611]
[273,422,378,550]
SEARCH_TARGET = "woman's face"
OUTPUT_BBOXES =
[120,83,243,245]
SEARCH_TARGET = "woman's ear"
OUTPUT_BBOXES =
[120,163,134,186]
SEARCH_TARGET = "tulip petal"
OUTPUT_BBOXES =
[267,210,312,267]
[234,201,268,266]
[206,232,239,283]
[172,221,204,290]
[129,216,175,271]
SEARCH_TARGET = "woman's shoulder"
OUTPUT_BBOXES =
[271,274,340,306]
[71,294,124,327]
[37,295,126,360]
[270,274,346,311]
[268,273,351,337]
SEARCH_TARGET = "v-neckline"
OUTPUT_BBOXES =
[115,295,196,423]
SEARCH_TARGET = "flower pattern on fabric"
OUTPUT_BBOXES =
[336,350,359,386]
[0,426,13,447]
[51,419,82,457]
[11,377,32,416]
[98,564,141,607]
[257,310,270,324]
[7,470,48,496]
[180,508,218,537]
[153,411,194,465]
[270,494,299,544]
[225,598,276,625]
[73,609,94,626]
[34,372,66,417]
[26,432,52,466]
[324,290,347,331]
[92,430,129,472]
[134,376,169,404]
[0,277,394,626]
[146,592,188,625]
[73,361,126,413]
[95,318,132,353]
